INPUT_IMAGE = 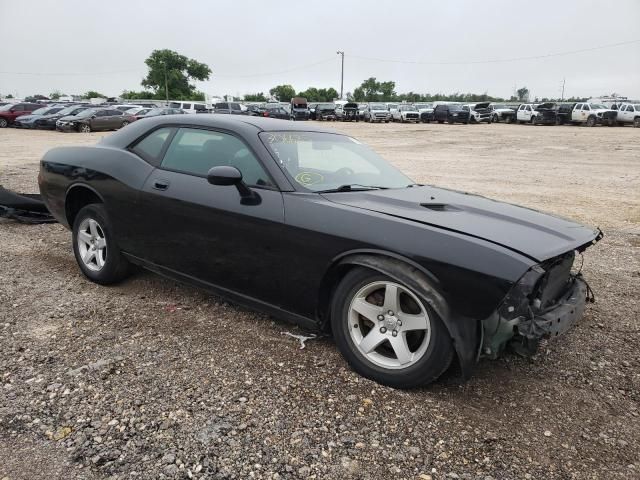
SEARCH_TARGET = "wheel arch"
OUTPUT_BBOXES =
[318,250,481,379]
[65,183,104,227]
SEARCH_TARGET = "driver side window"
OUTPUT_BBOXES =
[160,128,273,187]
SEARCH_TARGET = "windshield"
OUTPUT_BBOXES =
[492,104,507,109]
[399,105,417,111]
[414,104,432,109]
[317,103,334,109]
[589,104,607,110]
[260,132,413,192]
[370,104,386,110]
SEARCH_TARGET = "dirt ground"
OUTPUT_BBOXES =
[1,122,639,480]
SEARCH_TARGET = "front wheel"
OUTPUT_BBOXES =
[634,117,640,128]
[121,120,130,127]
[586,116,596,127]
[72,204,131,285]
[0,118,7,128]
[78,123,91,133]
[331,268,454,389]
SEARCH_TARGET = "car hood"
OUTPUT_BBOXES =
[322,186,601,262]
[58,115,84,121]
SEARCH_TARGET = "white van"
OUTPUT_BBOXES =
[168,101,209,114]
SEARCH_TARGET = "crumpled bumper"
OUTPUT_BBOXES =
[517,276,588,339]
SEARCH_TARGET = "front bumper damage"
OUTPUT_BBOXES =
[481,241,600,358]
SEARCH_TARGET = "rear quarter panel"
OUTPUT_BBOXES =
[39,145,155,251]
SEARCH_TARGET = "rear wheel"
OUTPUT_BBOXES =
[634,117,640,128]
[121,120,130,127]
[331,268,453,389]
[72,204,130,285]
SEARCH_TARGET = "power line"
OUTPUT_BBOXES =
[348,38,640,66]
[214,57,336,78]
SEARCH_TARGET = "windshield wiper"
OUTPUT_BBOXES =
[317,184,388,193]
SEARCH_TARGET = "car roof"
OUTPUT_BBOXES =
[101,113,336,148]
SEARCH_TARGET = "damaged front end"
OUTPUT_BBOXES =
[481,233,602,358]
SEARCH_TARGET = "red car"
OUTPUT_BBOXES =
[0,103,42,128]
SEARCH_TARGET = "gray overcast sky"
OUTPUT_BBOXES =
[1,0,639,100]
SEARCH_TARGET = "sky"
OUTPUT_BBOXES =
[1,0,639,100]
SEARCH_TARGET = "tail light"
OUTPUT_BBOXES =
[263,111,269,117]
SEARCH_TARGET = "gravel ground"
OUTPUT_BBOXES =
[1,123,639,480]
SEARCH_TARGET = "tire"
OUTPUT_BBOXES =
[437,120,444,124]
[492,114,499,123]
[385,120,389,123]
[518,121,525,125]
[330,268,454,389]
[78,123,91,133]
[0,118,7,128]
[586,116,596,127]
[634,117,640,128]
[556,117,564,126]
[506,116,513,124]
[121,120,130,127]
[531,116,537,125]
[447,118,455,124]
[72,204,131,285]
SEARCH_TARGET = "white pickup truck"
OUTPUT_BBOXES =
[616,103,640,127]
[556,103,618,126]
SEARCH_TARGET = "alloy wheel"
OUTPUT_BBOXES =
[348,281,431,369]
[77,218,107,271]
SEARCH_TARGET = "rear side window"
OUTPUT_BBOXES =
[182,103,192,110]
[194,104,206,111]
[131,127,173,164]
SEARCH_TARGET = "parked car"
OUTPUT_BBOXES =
[13,106,67,128]
[0,102,42,128]
[392,105,420,123]
[414,103,434,123]
[489,104,516,123]
[214,102,245,115]
[616,103,640,127]
[531,103,558,125]
[56,108,134,132]
[246,104,266,116]
[169,101,209,114]
[363,103,391,123]
[315,103,337,121]
[433,104,470,124]
[464,102,492,123]
[290,97,309,121]
[38,115,602,388]
[29,105,91,130]
[262,105,290,120]
[335,103,360,122]
[308,103,319,120]
[555,103,618,126]
[515,104,538,124]
[357,103,368,120]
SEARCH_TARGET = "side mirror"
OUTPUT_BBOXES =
[91,114,97,119]
[207,166,260,205]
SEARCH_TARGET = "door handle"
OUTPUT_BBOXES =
[153,179,170,191]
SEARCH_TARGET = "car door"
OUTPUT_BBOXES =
[89,110,109,130]
[135,126,286,305]
[107,110,123,128]
[571,104,582,122]
[620,105,631,122]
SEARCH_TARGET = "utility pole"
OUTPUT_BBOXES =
[336,51,344,100]
[561,78,566,101]
[164,61,169,106]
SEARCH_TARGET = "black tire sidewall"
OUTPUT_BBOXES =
[331,268,454,388]
[72,204,128,285]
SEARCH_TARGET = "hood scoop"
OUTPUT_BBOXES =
[420,203,462,212]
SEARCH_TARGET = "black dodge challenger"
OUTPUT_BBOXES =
[38,115,602,388]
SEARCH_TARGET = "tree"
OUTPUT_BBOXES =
[269,84,296,102]
[516,86,529,102]
[298,87,339,102]
[25,94,49,102]
[83,90,106,99]
[352,78,397,102]
[50,90,64,100]
[6,94,13,99]
[121,89,155,100]
[141,49,212,101]
[244,92,267,102]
